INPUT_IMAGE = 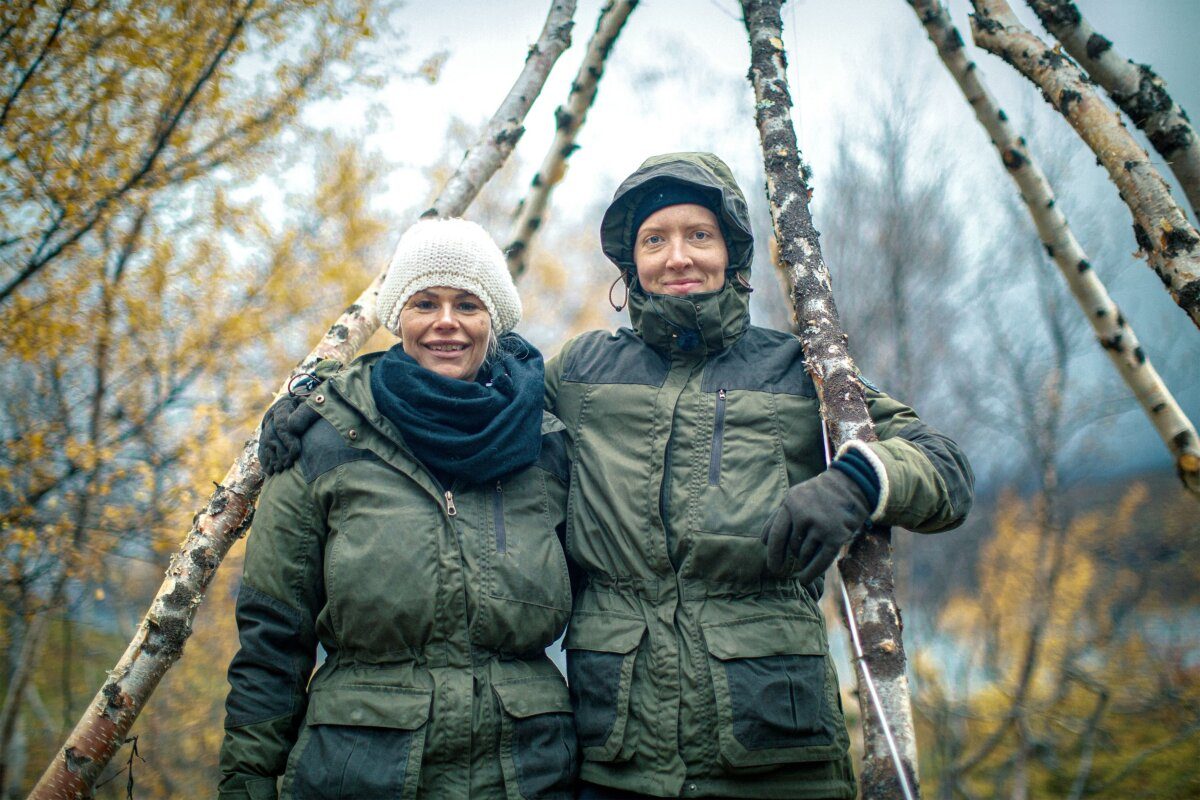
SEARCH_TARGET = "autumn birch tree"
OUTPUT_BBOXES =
[27,2,578,796]
[905,0,1199,494]
[741,1,920,796]
[1026,0,1200,222]
[968,0,1200,331]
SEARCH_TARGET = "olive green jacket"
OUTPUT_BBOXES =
[218,353,577,799]
[547,153,974,798]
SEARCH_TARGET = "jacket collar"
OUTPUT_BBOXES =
[628,277,750,358]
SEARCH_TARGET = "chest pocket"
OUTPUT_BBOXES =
[326,460,443,659]
[479,468,572,655]
[690,389,790,537]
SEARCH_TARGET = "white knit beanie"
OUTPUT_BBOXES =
[376,218,522,337]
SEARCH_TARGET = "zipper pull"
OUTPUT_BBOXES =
[444,490,457,517]
[495,481,502,494]
[718,388,726,401]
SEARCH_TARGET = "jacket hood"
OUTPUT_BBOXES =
[600,152,754,279]
[601,152,755,357]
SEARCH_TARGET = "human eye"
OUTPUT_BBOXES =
[642,233,664,246]
[457,300,482,312]
[411,298,436,310]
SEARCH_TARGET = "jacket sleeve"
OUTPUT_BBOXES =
[218,467,326,799]
[837,389,974,534]
[543,336,581,415]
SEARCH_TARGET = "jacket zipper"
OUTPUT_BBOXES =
[708,388,727,486]
[444,490,457,517]
[493,481,506,554]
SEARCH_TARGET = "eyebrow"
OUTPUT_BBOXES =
[411,289,480,300]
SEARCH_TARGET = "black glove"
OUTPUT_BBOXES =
[760,468,872,582]
[257,394,321,475]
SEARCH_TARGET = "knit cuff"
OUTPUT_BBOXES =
[835,440,889,522]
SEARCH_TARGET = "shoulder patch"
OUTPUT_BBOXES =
[700,326,816,396]
[561,329,669,387]
[298,417,380,484]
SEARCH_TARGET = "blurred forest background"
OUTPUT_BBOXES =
[2,0,1198,797]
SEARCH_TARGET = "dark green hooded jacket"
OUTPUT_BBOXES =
[545,153,974,798]
[218,352,577,799]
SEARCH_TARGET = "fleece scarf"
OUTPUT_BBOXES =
[369,333,544,486]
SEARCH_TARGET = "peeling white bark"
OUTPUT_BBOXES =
[505,0,637,278]
[28,3,578,797]
[741,2,920,797]
[970,0,1200,331]
[909,0,1198,493]
[1027,0,1200,221]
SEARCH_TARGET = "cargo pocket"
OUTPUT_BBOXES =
[701,614,846,769]
[244,777,277,800]
[493,679,578,800]
[563,613,645,763]
[281,685,431,800]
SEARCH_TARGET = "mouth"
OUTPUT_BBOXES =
[661,278,704,294]
[423,341,471,356]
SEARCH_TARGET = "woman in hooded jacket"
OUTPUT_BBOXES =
[546,153,972,799]
[218,218,578,800]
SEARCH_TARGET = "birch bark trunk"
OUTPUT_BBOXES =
[506,0,637,278]
[27,3,577,796]
[740,1,919,797]
[907,0,1199,494]
[1026,0,1200,222]
[969,0,1200,331]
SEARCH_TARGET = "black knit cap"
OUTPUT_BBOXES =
[630,179,725,239]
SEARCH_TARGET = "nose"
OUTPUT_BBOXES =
[664,237,692,270]
[433,302,459,328]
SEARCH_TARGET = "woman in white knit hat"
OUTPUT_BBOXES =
[220,218,578,799]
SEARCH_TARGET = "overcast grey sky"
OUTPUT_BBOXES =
[310,0,1200,223]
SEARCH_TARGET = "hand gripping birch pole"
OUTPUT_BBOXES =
[28,2,577,796]
[970,0,1200,331]
[1026,0,1200,222]
[906,0,1199,495]
[740,2,920,797]
[506,0,638,278]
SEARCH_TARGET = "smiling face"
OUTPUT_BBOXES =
[398,287,492,381]
[633,203,728,296]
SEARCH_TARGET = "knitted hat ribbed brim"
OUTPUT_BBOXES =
[376,218,522,337]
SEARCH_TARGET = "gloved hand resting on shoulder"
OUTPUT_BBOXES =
[760,446,881,583]
[257,395,322,475]
[256,361,341,475]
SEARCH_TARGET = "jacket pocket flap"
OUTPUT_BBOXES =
[492,679,572,718]
[563,612,646,654]
[701,615,825,660]
[307,685,431,729]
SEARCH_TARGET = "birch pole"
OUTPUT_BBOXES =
[740,2,919,797]
[1026,0,1200,222]
[969,0,1200,331]
[907,0,1199,495]
[506,0,638,278]
[28,2,577,796]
